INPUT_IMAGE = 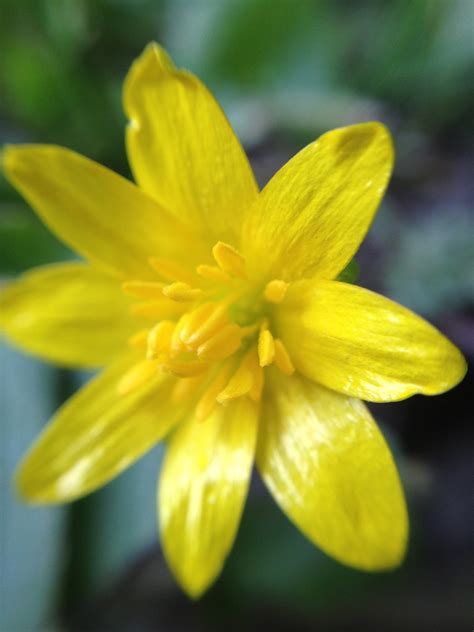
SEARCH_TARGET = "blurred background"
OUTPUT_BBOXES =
[1,0,473,630]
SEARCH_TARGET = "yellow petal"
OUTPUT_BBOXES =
[275,280,467,402]
[2,145,204,279]
[16,355,184,502]
[0,263,135,368]
[257,371,408,570]
[243,122,393,282]
[159,397,258,598]
[123,43,258,244]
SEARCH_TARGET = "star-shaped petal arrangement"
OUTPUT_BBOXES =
[0,43,466,598]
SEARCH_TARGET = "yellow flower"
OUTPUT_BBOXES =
[0,43,466,598]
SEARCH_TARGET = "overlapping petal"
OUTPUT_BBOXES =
[242,122,393,282]
[2,144,205,279]
[0,263,135,368]
[257,371,408,570]
[124,43,259,245]
[275,280,467,402]
[159,397,258,598]
[16,355,186,502]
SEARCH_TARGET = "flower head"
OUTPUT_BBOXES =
[0,43,466,598]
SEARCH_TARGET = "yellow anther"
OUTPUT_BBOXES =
[247,347,265,402]
[162,282,202,302]
[131,299,186,319]
[258,328,275,367]
[195,363,233,421]
[147,320,175,359]
[169,313,194,358]
[212,241,247,279]
[122,281,164,299]
[128,329,149,349]
[172,375,205,403]
[148,257,197,284]
[117,359,158,395]
[264,279,289,303]
[217,353,254,405]
[197,323,243,361]
[196,264,230,283]
[161,360,209,378]
[274,339,295,375]
[186,302,229,347]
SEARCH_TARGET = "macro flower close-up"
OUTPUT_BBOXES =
[0,38,467,604]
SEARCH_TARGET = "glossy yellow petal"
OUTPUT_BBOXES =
[275,280,467,402]
[258,371,408,570]
[0,263,134,368]
[124,43,259,244]
[243,122,393,282]
[16,355,185,502]
[2,145,204,279]
[159,397,258,598]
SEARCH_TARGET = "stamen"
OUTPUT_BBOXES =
[148,257,197,284]
[147,320,175,359]
[185,302,229,348]
[128,329,149,349]
[160,360,209,378]
[264,279,289,304]
[258,328,275,367]
[247,347,265,401]
[172,374,206,403]
[197,323,243,361]
[274,339,295,375]
[212,241,247,279]
[196,264,230,283]
[122,281,165,299]
[131,300,186,319]
[217,351,254,405]
[169,313,193,358]
[117,359,158,395]
[195,363,233,421]
[162,282,202,302]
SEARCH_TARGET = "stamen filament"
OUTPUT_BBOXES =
[128,329,149,349]
[217,351,254,404]
[117,359,159,395]
[131,300,186,319]
[186,302,229,347]
[196,264,230,283]
[195,363,233,421]
[161,360,209,378]
[122,281,165,299]
[197,323,243,361]
[147,321,175,359]
[148,257,197,285]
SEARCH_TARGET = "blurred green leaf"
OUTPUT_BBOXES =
[0,204,71,273]
[337,259,360,284]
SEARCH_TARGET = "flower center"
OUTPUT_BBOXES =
[118,241,294,419]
